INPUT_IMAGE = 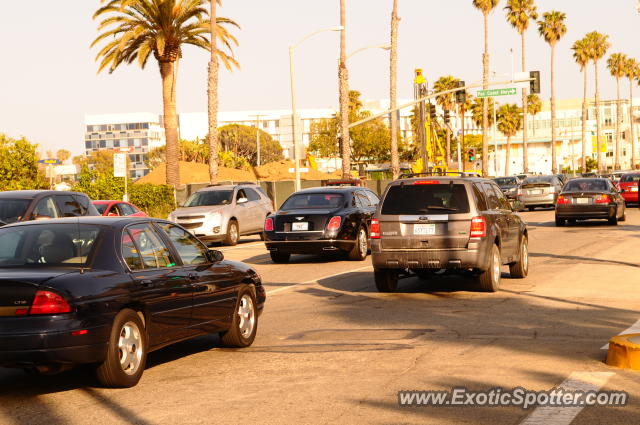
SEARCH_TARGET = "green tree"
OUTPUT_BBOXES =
[624,57,640,168]
[0,134,46,191]
[572,37,590,172]
[585,31,611,172]
[92,0,239,187]
[538,10,567,174]
[607,52,628,169]
[497,104,523,175]
[56,149,71,164]
[309,118,339,158]
[470,96,495,128]
[219,124,284,165]
[527,94,542,136]
[434,75,461,164]
[505,0,538,173]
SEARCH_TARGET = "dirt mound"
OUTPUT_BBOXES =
[254,161,341,181]
[136,162,256,185]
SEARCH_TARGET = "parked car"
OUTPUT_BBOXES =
[371,174,528,293]
[493,176,522,200]
[0,190,99,226]
[93,200,147,217]
[519,175,564,211]
[617,173,640,205]
[263,187,379,263]
[555,178,626,226]
[168,183,274,246]
[0,217,265,387]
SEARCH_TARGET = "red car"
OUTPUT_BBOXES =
[92,200,148,217]
[617,173,640,204]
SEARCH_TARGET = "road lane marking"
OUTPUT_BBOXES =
[519,372,614,425]
[601,318,640,349]
[267,265,373,295]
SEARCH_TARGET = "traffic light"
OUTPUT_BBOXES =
[468,148,476,162]
[444,110,450,123]
[429,103,437,120]
[530,71,541,94]
[455,81,466,103]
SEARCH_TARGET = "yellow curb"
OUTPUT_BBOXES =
[606,333,640,371]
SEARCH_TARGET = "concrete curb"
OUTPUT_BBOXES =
[606,333,640,371]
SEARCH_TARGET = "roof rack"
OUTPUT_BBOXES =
[206,181,258,187]
[399,171,481,179]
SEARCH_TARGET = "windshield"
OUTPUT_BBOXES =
[0,199,31,225]
[494,177,518,187]
[185,190,233,207]
[381,184,470,215]
[281,193,345,210]
[0,223,102,267]
[94,203,108,215]
[564,179,608,192]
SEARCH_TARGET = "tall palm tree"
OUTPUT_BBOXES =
[92,0,238,187]
[572,37,590,172]
[471,96,495,129]
[537,10,567,174]
[625,57,639,168]
[607,53,628,170]
[434,75,461,165]
[527,94,542,136]
[497,103,523,176]
[389,0,400,179]
[339,0,351,178]
[585,31,611,172]
[505,0,538,174]
[472,0,500,177]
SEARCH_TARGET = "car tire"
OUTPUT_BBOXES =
[220,286,258,348]
[270,251,291,263]
[476,244,501,292]
[528,206,535,212]
[619,211,626,222]
[509,236,529,279]
[555,216,565,226]
[224,220,239,246]
[374,269,398,293]
[608,215,618,226]
[96,309,147,388]
[348,227,368,261]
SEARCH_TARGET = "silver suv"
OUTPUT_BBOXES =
[168,184,274,245]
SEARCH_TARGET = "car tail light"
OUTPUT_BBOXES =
[264,217,274,232]
[414,180,439,185]
[470,216,486,238]
[595,194,610,204]
[557,195,570,205]
[517,188,523,197]
[327,216,342,231]
[29,291,71,315]
[370,219,380,239]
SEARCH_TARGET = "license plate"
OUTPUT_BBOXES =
[576,198,589,204]
[291,222,308,231]
[632,187,638,192]
[529,189,542,195]
[414,224,436,235]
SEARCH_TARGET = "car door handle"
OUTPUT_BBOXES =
[139,279,153,287]
[188,273,199,281]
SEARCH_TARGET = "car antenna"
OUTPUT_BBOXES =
[77,217,85,274]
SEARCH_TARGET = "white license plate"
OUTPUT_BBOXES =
[414,224,436,235]
[291,222,308,231]
[576,198,589,204]
[529,189,542,195]
[632,187,638,192]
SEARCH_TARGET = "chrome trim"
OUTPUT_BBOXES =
[265,239,356,244]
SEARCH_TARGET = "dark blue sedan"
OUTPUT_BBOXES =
[0,217,265,387]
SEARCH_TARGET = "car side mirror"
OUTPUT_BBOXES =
[237,197,248,204]
[209,250,224,262]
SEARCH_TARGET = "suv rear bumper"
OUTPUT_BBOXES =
[371,240,491,271]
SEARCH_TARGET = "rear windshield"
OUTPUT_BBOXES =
[0,199,30,226]
[381,184,470,215]
[494,177,519,186]
[523,176,555,185]
[0,224,101,267]
[620,174,640,183]
[281,193,345,210]
[94,203,108,214]
[564,179,608,192]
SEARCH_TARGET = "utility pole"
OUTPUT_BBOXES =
[493,101,498,176]
[339,0,351,179]
[250,114,264,166]
[414,69,428,172]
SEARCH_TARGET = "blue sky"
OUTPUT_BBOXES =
[1,1,639,154]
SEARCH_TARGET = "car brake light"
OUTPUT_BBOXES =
[29,291,71,315]
[264,217,274,232]
[414,180,439,185]
[370,219,380,239]
[470,216,486,238]
[327,216,342,231]
[595,194,610,204]
[557,195,570,205]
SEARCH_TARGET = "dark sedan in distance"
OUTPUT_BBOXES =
[555,178,626,226]
[0,190,99,226]
[263,187,379,262]
[0,217,265,387]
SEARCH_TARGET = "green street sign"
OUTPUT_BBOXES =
[477,88,517,98]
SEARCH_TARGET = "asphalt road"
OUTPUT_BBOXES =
[1,208,639,425]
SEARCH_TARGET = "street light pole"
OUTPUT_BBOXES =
[289,26,343,191]
[250,114,264,167]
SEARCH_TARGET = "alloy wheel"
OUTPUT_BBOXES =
[118,321,143,375]
[237,295,255,338]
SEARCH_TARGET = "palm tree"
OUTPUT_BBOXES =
[472,0,500,177]
[607,53,628,170]
[527,94,542,136]
[471,96,495,129]
[339,0,351,178]
[497,104,523,176]
[434,75,461,165]
[537,10,567,174]
[572,37,590,172]
[505,0,538,174]
[92,0,239,187]
[389,0,400,179]
[625,57,639,168]
[585,31,611,172]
